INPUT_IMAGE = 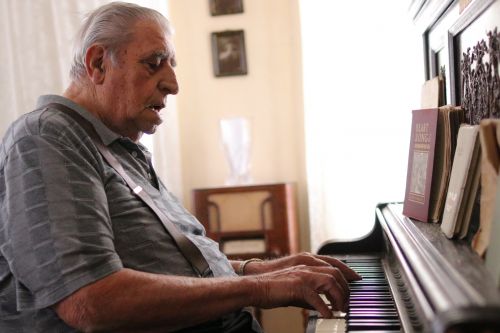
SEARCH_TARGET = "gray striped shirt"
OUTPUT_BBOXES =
[0,95,237,332]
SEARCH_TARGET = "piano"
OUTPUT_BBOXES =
[306,203,500,333]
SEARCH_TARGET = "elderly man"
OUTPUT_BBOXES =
[0,2,359,332]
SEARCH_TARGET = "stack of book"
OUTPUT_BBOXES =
[403,77,500,254]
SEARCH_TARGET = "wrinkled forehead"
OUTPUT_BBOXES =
[128,20,175,53]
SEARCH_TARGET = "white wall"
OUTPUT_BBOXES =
[300,0,424,250]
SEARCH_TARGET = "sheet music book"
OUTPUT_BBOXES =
[485,175,500,288]
[441,125,481,239]
[420,75,444,108]
[403,109,439,222]
[472,119,500,255]
[403,106,464,222]
[428,106,464,222]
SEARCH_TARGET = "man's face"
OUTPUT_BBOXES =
[99,20,179,141]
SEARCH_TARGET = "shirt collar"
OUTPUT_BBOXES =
[36,94,121,146]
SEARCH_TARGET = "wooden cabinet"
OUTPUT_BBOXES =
[192,183,299,260]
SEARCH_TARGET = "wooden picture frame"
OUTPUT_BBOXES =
[209,0,243,16]
[420,0,497,106]
[446,0,496,106]
[211,30,248,77]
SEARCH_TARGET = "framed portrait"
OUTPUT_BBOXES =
[209,0,244,16]
[211,30,248,77]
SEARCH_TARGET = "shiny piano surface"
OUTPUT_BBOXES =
[306,203,500,333]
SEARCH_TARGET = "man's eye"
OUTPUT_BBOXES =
[144,57,162,71]
[147,62,160,70]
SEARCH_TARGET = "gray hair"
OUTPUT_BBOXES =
[69,1,172,81]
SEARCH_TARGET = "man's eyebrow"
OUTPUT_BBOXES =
[144,51,176,65]
[145,51,169,59]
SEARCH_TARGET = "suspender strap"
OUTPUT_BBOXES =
[45,103,211,277]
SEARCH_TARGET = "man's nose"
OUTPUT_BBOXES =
[159,67,179,96]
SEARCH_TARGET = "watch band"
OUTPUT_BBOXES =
[238,258,263,275]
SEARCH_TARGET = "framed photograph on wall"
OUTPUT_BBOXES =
[209,0,244,16]
[211,30,248,77]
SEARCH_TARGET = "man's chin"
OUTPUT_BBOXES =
[142,118,163,134]
[143,125,158,135]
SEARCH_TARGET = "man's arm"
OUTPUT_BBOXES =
[54,268,254,332]
[55,263,350,332]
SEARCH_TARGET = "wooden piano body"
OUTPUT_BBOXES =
[306,203,500,332]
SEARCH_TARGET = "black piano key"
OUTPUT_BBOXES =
[348,311,398,317]
[348,314,399,320]
[350,282,389,287]
[350,290,391,294]
[350,284,389,288]
[349,306,396,310]
[349,268,382,272]
[348,321,401,331]
[350,294,393,298]
[350,295,392,299]
[348,309,398,314]
[348,319,400,325]
[345,331,400,333]
[349,307,396,312]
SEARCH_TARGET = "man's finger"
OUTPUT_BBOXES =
[330,267,349,297]
[308,266,349,300]
[305,291,333,319]
[322,280,346,312]
[317,255,362,281]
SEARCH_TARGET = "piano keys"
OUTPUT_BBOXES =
[311,257,402,332]
[307,203,500,333]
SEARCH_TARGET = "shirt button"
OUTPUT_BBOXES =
[131,151,138,157]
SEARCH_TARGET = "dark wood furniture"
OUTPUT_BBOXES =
[306,203,500,332]
[192,183,299,260]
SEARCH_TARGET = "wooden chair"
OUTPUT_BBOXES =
[192,183,299,260]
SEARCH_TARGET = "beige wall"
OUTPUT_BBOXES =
[167,2,308,329]
[168,0,310,253]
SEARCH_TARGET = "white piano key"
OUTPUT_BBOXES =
[318,294,347,318]
[320,293,329,304]
[315,318,346,333]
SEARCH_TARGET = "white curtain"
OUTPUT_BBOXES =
[0,0,183,199]
[299,0,424,251]
[0,0,85,135]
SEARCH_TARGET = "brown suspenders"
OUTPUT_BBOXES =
[45,103,211,277]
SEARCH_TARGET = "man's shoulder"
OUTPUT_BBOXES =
[1,106,89,157]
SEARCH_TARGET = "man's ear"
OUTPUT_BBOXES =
[84,45,106,84]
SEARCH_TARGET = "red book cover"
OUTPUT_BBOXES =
[403,108,439,222]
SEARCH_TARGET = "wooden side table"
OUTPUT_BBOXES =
[192,183,299,260]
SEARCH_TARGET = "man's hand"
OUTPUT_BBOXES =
[243,252,361,282]
[237,252,361,318]
[247,264,350,318]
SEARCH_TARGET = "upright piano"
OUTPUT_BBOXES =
[306,203,500,333]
